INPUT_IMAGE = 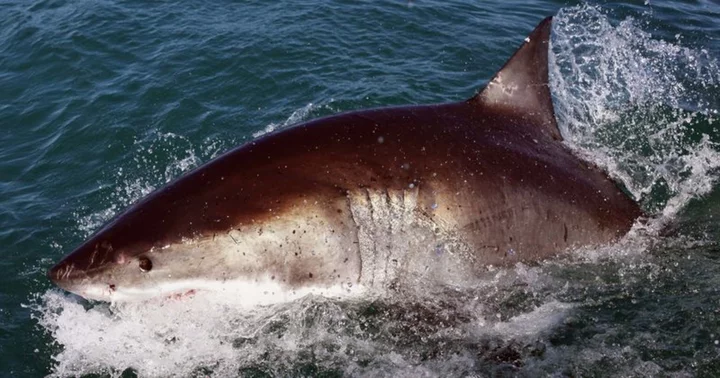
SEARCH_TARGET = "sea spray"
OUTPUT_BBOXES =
[550,5,720,227]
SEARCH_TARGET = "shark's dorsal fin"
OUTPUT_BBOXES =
[470,17,561,141]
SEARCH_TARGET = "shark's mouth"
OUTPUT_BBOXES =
[77,277,366,305]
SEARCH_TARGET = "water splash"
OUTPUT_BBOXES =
[72,132,233,237]
[252,101,337,138]
[550,5,720,228]
[33,267,575,377]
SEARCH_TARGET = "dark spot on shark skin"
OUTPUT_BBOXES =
[109,284,116,292]
[564,223,568,243]
[138,257,153,272]
[309,272,313,278]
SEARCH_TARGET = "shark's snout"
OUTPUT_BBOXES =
[48,260,66,282]
[48,238,120,283]
[47,260,78,294]
[48,254,119,300]
[47,259,87,286]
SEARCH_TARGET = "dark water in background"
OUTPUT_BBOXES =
[1,0,719,376]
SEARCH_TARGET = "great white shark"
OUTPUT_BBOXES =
[48,17,642,302]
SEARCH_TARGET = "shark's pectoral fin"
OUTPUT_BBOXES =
[470,16,561,141]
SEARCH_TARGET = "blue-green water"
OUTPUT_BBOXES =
[1,1,719,376]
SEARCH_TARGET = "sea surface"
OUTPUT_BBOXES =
[1,0,719,377]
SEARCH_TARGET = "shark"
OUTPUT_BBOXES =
[48,17,642,303]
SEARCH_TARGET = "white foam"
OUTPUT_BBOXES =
[487,301,574,338]
[33,271,573,377]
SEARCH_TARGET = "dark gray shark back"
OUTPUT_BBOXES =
[48,17,642,299]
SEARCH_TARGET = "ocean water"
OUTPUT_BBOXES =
[1,0,719,377]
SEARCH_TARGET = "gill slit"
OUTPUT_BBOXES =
[366,187,377,286]
[345,192,363,284]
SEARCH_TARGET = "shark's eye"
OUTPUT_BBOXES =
[138,257,153,272]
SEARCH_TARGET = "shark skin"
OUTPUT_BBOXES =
[48,17,642,303]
